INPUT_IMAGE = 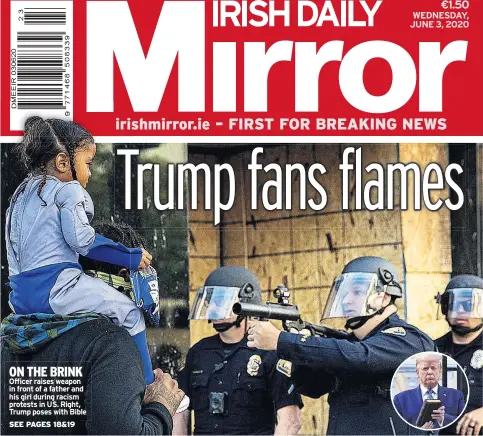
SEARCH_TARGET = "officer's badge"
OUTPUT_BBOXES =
[276,359,292,377]
[381,327,406,336]
[470,350,483,369]
[300,334,310,343]
[247,355,262,376]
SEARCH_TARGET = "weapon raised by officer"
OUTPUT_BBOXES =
[233,285,351,339]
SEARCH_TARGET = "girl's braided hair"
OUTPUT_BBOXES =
[79,221,147,275]
[14,116,94,202]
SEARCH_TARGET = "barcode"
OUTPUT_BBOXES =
[10,1,73,130]
[17,32,65,109]
[24,8,66,26]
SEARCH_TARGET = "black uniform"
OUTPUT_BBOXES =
[436,331,483,435]
[278,313,435,435]
[178,334,303,435]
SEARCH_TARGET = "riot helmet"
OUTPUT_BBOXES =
[440,275,483,336]
[189,266,262,332]
[322,256,402,330]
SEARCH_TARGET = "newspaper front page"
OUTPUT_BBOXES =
[0,1,482,435]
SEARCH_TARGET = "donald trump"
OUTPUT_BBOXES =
[393,353,465,429]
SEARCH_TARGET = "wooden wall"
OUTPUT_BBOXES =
[187,144,452,435]
[399,143,452,338]
[188,153,221,341]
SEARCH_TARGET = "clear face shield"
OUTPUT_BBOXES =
[444,288,483,319]
[322,273,386,320]
[189,286,240,320]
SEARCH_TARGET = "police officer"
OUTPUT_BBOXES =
[248,256,435,435]
[172,266,303,435]
[436,275,483,435]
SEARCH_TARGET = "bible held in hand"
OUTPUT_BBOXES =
[415,399,442,427]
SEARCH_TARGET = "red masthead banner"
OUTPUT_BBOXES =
[1,0,482,138]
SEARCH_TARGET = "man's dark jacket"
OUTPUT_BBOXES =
[1,318,173,435]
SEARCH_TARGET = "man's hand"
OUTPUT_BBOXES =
[421,421,434,430]
[119,268,130,282]
[288,327,311,336]
[144,369,185,416]
[139,248,152,269]
[432,406,445,426]
[275,405,301,435]
[457,407,483,435]
[247,320,282,351]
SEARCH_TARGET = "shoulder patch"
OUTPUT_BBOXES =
[276,359,292,377]
[382,327,406,336]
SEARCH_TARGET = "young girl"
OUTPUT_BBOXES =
[6,116,155,384]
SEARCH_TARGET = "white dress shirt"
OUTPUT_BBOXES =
[420,383,440,400]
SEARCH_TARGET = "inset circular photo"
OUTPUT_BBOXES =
[391,352,469,431]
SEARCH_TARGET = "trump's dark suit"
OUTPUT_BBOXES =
[393,385,465,427]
